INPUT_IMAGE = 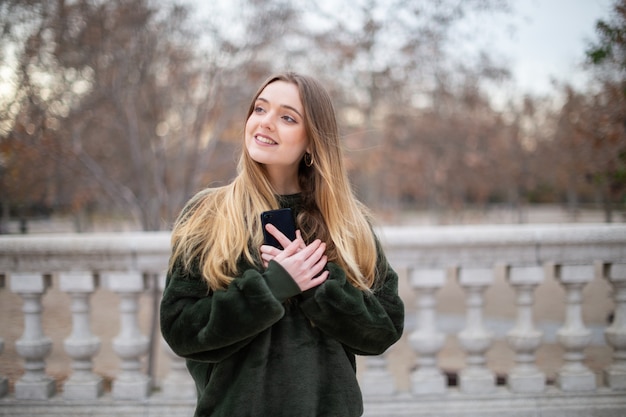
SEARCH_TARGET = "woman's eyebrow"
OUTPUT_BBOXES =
[256,97,303,119]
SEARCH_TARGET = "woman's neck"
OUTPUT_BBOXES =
[266,166,300,195]
[272,182,301,195]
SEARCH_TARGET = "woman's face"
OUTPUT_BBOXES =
[245,81,309,182]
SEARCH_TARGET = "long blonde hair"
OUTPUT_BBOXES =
[169,72,378,291]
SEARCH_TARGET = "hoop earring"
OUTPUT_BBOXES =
[304,152,314,167]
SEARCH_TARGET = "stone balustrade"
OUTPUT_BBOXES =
[0,224,625,416]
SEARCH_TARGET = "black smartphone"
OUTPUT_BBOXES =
[261,208,297,249]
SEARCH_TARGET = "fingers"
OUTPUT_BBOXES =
[260,245,278,268]
[259,229,329,291]
[265,224,305,251]
[278,240,329,291]
[299,270,329,291]
[264,223,288,248]
[281,239,323,267]
[260,229,305,267]
[260,244,280,258]
[298,243,329,290]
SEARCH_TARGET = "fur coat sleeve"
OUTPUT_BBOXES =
[299,242,404,355]
[160,259,301,362]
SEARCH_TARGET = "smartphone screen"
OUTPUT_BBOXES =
[261,208,297,249]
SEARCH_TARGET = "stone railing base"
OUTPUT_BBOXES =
[364,388,626,417]
[1,389,625,417]
[0,394,194,417]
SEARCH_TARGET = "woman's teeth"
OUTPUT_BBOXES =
[256,135,276,145]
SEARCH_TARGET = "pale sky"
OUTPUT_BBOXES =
[490,0,614,95]
[190,0,615,99]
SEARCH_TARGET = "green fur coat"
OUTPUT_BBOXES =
[160,194,405,417]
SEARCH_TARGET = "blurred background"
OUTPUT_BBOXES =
[0,0,624,233]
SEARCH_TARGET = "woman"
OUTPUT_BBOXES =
[160,72,404,417]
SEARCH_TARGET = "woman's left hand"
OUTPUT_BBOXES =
[260,225,306,268]
[260,224,329,291]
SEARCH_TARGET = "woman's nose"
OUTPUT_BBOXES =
[259,112,275,130]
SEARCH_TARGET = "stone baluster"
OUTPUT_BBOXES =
[103,271,151,399]
[10,272,56,399]
[506,265,545,393]
[0,274,7,398]
[160,340,197,399]
[59,271,103,399]
[603,262,626,390]
[358,268,396,396]
[158,272,196,399]
[457,267,495,394]
[409,268,447,395]
[555,264,596,391]
[360,353,396,397]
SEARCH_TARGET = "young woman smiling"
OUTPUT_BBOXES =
[160,72,404,417]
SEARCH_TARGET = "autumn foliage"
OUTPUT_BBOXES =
[0,0,624,231]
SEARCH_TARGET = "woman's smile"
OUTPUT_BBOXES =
[254,134,277,145]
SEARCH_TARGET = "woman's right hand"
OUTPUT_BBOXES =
[260,226,329,291]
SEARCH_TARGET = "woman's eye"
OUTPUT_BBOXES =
[282,115,296,123]
[254,106,265,113]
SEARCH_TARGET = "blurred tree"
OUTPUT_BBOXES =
[1,0,514,230]
[584,0,626,221]
[587,0,626,73]
[294,0,511,208]
[0,0,64,232]
[0,0,252,230]
[549,87,595,219]
[380,69,529,223]
[14,0,621,229]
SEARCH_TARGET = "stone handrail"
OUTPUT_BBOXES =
[0,224,625,416]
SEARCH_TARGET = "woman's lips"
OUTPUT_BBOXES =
[255,134,277,145]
